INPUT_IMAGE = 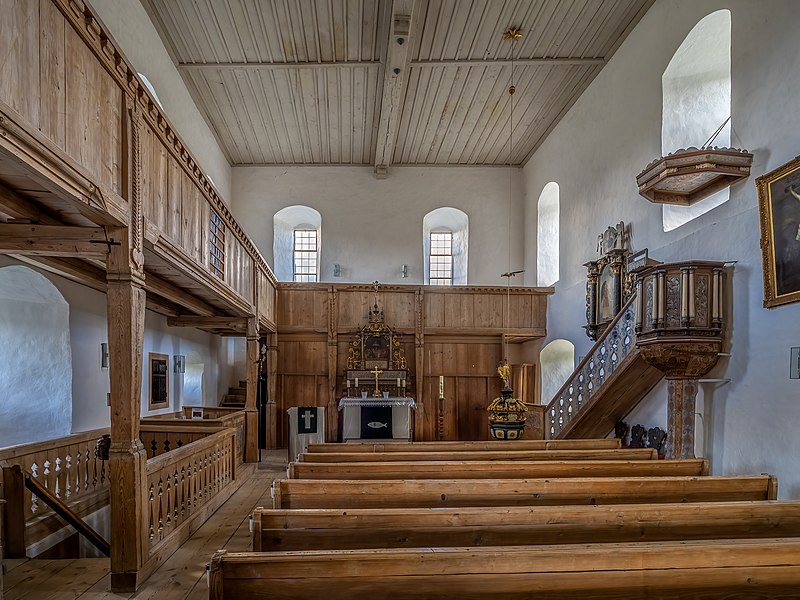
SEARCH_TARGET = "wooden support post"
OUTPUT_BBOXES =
[327,288,339,442]
[414,290,425,441]
[1,466,26,558]
[106,227,148,591]
[244,317,259,463]
[266,334,279,449]
[665,377,698,459]
[108,98,147,593]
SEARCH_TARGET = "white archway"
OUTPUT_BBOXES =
[423,207,468,285]
[536,182,560,286]
[273,205,322,282]
[662,10,732,231]
[540,339,575,405]
[0,266,72,447]
[183,350,205,406]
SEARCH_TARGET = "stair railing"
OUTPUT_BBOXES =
[545,294,638,439]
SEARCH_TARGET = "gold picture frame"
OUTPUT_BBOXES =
[756,155,800,308]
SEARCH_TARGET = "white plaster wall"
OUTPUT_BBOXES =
[232,166,525,285]
[523,0,800,498]
[540,339,574,406]
[86,0,232,201]
[0,267,72,447]
[0,258,235,435]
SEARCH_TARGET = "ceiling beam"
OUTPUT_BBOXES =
[178,61,381,71]
[412,58,604,68]
[0,224,111,259]
[373,0,415,178]
[176,57,602,72]
[167,316,248,332]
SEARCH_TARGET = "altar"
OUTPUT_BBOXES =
[338,397,416,441]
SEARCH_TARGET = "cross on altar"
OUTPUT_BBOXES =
[370,366,383,397]
[301,411,313,429]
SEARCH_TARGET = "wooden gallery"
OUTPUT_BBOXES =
[1,0,800,598]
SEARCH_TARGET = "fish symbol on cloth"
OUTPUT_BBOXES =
[367,422,388,429]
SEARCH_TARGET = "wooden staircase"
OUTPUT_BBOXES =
[220,380,247,408]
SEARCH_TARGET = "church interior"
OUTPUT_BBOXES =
[1,0,800,597]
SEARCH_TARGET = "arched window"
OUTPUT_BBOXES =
[138,73,164,110]
[662,10,731,232]
[273,205,322,282]
[540,339,575,405]
[423,208,468,285]
[0,266,72,447]
[536,182,560,286]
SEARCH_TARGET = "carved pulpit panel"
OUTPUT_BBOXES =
[584,222,632,340]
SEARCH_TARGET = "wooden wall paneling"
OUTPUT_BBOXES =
[334,290,373,330]
[38,0,66,150]
[414,290,425,441]
[424,292,445,328]
[444,293,473,328]
[508,293,534,329]
[0,0,40,129]
[180,171,199,261]
[473,293,504,328]
[98,70,122,195]
[278,288,329,330]
[64,26,122,196]
[166,156,182,241]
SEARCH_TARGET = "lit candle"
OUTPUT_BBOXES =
[346,379,351,388]
[397,377,401,387]
[355,378,359,387]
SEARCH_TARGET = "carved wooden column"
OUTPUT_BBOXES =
[636,260,727,460]
[244,317,259,462]
[326,288,339,442]
[414,289,425,441]
[107,99,148,592]
[265,333,279,450]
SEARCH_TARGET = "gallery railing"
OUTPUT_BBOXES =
[0,428,110,557]
[144,427,236,556]
[545,295,638,439]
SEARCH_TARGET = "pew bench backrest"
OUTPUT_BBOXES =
[210,538,800,599]
[298,448,657,463]
[287,459,708,480]
[252,500,800,551]
[271,475,777,509]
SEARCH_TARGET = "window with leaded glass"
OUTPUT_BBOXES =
[429,231,453,286]
[209,210,225,280]
[293,229,318,282]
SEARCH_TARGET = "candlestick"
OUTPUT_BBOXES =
[346,379,351,388]
[397,377,401,387]
[355,378,358,387]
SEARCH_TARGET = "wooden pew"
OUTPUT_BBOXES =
[209,538,800,599]
[287,458,707,480]
[253,500,800,551]
[272,475,777,509]
[298,448,657,463]
[306,438,621,453]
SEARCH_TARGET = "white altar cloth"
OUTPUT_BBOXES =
[338,397,415,441]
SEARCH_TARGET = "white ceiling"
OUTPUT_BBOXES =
[143,0,654,169]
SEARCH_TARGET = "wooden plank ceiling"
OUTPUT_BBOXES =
[143,0,653,168]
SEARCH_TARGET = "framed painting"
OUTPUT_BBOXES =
[148,352,170,410]
[756,155,800,308]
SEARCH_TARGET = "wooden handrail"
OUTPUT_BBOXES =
[0,428,108,461]
[544,294,638,414]
[13,465,110,557]
[145,428,235,473]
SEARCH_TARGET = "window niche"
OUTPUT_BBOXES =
[423,208,468,285]
[660,9,732,232]
[148,352,170,410]
[273,205,322,282]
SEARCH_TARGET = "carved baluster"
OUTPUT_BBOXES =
[30,462,39,513]
[148,482,155,542]
[65,454,72,499]
[163,439,170,454]
[157,477,164,540]
[165,471,172,531]
[180,466,187,517]
[74,450,81,496]
[173,468,179,524]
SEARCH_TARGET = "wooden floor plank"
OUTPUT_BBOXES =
[0,452,287,600]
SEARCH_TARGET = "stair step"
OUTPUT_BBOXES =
[227,387,246,396]
[221,395,245,407]
[239,380,247,388]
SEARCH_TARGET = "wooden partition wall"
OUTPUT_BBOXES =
[275,283,552,446]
